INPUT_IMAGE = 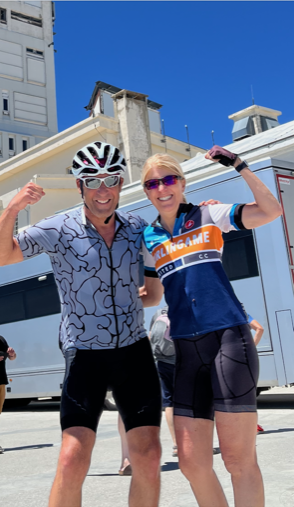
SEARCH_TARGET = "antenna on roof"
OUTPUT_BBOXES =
[161,119,167,152]
[211,130,215,146]
[185,125,191,158]
[251,85,255,105]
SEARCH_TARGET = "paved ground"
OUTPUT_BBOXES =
[0,387,294,506]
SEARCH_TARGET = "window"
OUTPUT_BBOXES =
[2,90,9,114]
[11,11,42,27]
[22,139,28,151]
[13,215,18,235]
[26,47,44,59]
[9,137,14,151]
[222,229,259,282]
[0,8,7,24]
[0,274,61,325]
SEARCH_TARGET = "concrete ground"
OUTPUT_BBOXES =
[0,386,294,507]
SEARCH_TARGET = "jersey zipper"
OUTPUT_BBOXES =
[95,221,123,348]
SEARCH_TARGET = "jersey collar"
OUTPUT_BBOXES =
[151,202,196,228]
[80,206,125,231]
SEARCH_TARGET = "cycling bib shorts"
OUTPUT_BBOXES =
[61,338,162,432]
[173,324,259,420]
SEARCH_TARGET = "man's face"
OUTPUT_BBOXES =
[76,174,124,220]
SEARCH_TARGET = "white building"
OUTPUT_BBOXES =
[0,1,58,162]
[0,81,205,229]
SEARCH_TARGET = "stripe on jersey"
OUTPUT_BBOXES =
[157,250,222,280]
[152,224,223,270]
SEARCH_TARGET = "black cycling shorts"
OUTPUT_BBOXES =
[173,324,259,420]
[61,337,162,433]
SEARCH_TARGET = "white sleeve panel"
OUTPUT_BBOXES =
[208,203,238,233]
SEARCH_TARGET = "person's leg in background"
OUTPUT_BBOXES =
[156,360,177,456]
[0,384,6,454]
[118,413,132,475]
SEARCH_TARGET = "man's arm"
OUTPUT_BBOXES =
[140,277,164,308]
[0,182,45,266]
[249,320,264,346]
[205,150,282,229]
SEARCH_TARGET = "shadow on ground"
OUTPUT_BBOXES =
[4,443,56,452]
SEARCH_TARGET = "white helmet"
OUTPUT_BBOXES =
[72,142,126,178]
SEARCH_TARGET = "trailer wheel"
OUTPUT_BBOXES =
[104,390,117,411]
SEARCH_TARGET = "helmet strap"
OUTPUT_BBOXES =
[79,180,90,210]
[104,203,119,225]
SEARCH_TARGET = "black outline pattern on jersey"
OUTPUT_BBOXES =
[17,209,147,351]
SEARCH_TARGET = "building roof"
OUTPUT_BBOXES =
[182,119,294,176]
[85,81,162,111]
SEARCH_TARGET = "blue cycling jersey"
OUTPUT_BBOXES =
[143,202,248,338]
[16,207,148,352]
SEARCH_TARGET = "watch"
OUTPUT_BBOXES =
[235,160,249,173]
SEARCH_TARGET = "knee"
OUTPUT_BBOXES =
[58,443,91,481]
[178,452,213,482]
[222,450,257,478]
[130,438,161,477]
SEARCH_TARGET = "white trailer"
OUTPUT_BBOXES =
[2,126,294,402]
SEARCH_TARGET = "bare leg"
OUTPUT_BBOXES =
[48,426,96,507]
[165,407,177,447]
[127,426,161,507]
[118,413,131,473]
[215,411,264,507]
[175,416,229,507]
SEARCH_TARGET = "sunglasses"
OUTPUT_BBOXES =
[143,175,183,190]
[82,175,121,189]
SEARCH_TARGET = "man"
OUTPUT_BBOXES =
[0,335,16,454]
[0,142,164,507]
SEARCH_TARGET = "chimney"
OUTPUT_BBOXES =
[229,105,282,142]
[112,89,152,184]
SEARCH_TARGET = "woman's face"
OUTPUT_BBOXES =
[143,165,186,217]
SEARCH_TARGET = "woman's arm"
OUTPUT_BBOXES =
[232,158,282,229]
[205,148,282,229]
[249,320,264,347]
[140,277,164,307]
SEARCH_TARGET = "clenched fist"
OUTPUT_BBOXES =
[8,182,45,213]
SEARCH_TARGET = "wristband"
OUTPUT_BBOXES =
[234,161,249,173]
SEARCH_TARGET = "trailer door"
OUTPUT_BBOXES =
[276,174,294,284]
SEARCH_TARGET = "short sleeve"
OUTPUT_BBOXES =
[208,203,247,232]
[142,241,158,278]
[16,215,61,259]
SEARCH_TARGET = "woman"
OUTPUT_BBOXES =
[141,147,282,507]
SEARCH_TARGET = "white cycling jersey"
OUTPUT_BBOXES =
[16,207,148,352]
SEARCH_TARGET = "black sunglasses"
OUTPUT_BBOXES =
[144,175,183,190]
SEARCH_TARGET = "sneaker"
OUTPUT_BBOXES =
[257,424,264,434]
[0,446,4,454]
[172,445,178,457]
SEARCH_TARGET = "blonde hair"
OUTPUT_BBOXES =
[141,153,187,203]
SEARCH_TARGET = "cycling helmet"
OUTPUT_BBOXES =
[72,142,126,178]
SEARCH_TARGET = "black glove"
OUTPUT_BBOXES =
[208,146,238,167]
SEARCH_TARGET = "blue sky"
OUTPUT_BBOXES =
[53,1,294,150]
